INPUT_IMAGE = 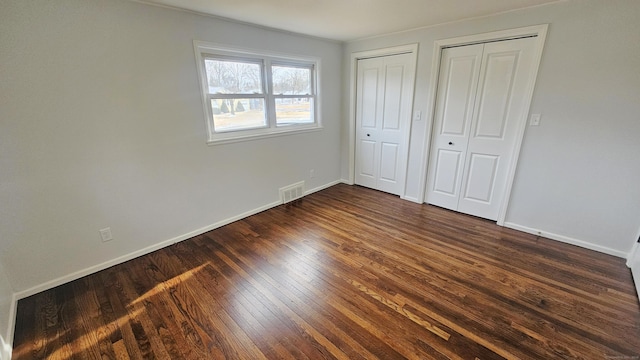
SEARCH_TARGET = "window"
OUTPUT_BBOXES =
[194,41,321,144]
[204,57,266,132]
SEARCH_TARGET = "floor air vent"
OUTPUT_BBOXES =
[280,181,305,204]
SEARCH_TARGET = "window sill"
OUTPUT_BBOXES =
[206,125,323,146]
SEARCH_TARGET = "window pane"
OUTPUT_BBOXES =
[275,98,313,125]
[204,59,263,94]
[272,65,311,95]
[211,98,266,132]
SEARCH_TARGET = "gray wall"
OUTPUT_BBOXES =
[343,0,640,256]
[0,0,343,295]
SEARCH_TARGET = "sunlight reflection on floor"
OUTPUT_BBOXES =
[130,263,209,306]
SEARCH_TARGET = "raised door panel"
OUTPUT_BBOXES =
[429,149,464,210]
[473,52,518,139]
[440,55,481,136]
[355,140,378,187]
[360,67,380,129]
[359,140,377,177]
[462,153,499,203]
[382,64,404,130]
[379,142,399,182]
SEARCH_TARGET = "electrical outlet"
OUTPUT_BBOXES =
[99,227,113,242]
[309,169,315,178]
[530,113,541,126]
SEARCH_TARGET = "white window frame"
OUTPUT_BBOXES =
[194,41,322,145]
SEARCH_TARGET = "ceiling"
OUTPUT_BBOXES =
[137,0,563,41]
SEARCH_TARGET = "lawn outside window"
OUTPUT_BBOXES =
[194,41,322,144]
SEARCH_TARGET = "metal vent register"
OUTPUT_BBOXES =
[279,181,305,204]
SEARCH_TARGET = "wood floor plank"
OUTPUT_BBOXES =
[173,238,317,360]
[54,284,89,360]
[255,211,525,359]
[71,277,116,360]
[230,218,462,359]
[193,236,320,360]
[147,249,268,360]
[114,258,212,359]
[230,230,408,360]
[212,232,398,360]
[13,184,640,359]
[209,244,348,360]
[101,267,153,360]
[251,222,510,358]
[119,259,183,360]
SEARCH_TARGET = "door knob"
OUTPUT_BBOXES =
[448,141,454,145]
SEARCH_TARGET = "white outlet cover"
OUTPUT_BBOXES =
[99,227,113,242]
[530,113,541,126]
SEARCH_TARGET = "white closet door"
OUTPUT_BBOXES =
[355,57,384,191]
[355,53,414,196]
[426,37,537,220]
[457,38,537,219]
[426,44,483,211]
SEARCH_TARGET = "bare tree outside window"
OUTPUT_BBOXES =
[204,58,266,131]
[272,65,313,125]
[205,59,262,94]
[195,42,320,143]
[272,66,311,95]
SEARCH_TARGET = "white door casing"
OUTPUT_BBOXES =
[426,36,538,221]
[630,244,640,301]
[355,53,415,195]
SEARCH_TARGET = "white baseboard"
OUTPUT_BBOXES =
[18,178,633,360]
[305,180,342,196]
[5,180,344,358]
[503,222,628,258]
[14,199,287,300]
[14,180,346,301]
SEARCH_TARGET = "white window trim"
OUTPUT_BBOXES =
[194,41,322,145]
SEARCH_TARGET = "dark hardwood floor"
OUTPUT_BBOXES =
[12,184,640,359]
